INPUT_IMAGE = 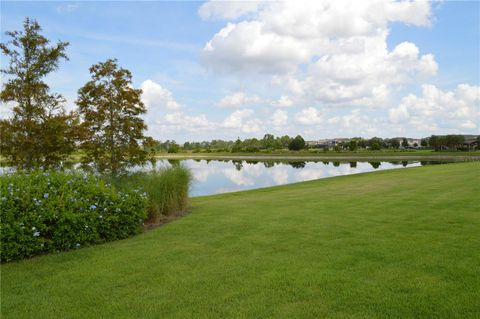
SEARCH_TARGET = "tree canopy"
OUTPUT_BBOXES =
[76,59,148,175]
[0,18,76,169]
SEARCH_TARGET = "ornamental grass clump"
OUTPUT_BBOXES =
[109,165,192,223]
[0,170,147,262]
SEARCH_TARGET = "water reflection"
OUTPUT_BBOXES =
[146,159,429,197]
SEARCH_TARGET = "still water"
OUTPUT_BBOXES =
[149,159,447,197]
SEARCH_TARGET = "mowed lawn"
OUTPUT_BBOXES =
[1,162,479,318]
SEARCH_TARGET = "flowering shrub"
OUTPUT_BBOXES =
[1,170,147,262]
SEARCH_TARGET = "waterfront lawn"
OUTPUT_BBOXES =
[1,162,479,318]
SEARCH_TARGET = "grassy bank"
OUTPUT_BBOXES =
[2,162,479,318]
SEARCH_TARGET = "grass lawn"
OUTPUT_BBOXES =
[1,162,479,318]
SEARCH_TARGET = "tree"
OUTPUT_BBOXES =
[0,18,76,169]
[288,135,305,151]
[231,138,243,153]
[348,140,357,151]
[421,138,428,148]
[401,138,409,148]
[261,134,275,150]
[368,137,384,150]
[279,135,292,148]
[391,139,400,149]
[76,59,148,175]
[167,141,180,153]
[429,135,440,151]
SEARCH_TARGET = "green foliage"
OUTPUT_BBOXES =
[368,137,384,150]
[391,139,400,148]
[288,135,306,151]
[167,141,180,153]
[231,138,243,153]
[402,138,409,148]
[0,18,77,169]
[429,135,465,151]
[348,140,357,151]
[0,170,147,262]
[76,59,148,175]
[108,166,192,223]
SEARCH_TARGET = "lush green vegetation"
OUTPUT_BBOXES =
[108,165,192,223]
[0,170,148,262]
[2,163,478,318]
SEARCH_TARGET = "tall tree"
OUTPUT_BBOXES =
[76,59,148,175]
[0,18,76,169]
[288,135,306,151]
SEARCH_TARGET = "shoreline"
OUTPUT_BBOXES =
[155,154,480,161]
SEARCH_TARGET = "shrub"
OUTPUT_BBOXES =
[0,170,147,262]
[108,166,192,223]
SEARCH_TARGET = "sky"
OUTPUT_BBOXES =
[1,0,479,142]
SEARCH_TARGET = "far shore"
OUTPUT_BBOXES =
[155,153,480,161]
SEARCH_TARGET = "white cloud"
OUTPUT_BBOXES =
[200,1,437,107]
[140,80,181,111]
[388,84,480,133]
[389,104,410,123]
[216,91,261,108]
[222,108,263,133]
[223,109,254,128]
[271,109,288,127]
[295,107,324,125]
[270,95,294,108]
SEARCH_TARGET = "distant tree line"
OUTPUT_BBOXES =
[178,134,306,153]
[154,134,474,153]
[0,18,151,175]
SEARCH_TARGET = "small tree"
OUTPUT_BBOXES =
[288,135,305,151]
[0,18,76,169]
[401,138,409,148]
[77,59,148,175]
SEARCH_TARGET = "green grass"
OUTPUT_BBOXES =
[107,165,192,222]
[1,162,479,318]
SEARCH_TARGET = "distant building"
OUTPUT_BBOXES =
[392,137,422,148]
[307,138,350,148]
[463,135,479,150]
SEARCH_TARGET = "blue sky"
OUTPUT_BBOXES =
[1,1,479,142]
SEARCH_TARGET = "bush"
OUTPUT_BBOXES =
[0,170,147,262]
[108,166,192,223]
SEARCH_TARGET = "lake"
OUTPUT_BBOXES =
[147,159,450,197]
[0,159,454,197]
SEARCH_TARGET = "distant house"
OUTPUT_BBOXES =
[307,138,351,149]
[407,138,422,148]
[463,135,479,150]
[391,137,422,148]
